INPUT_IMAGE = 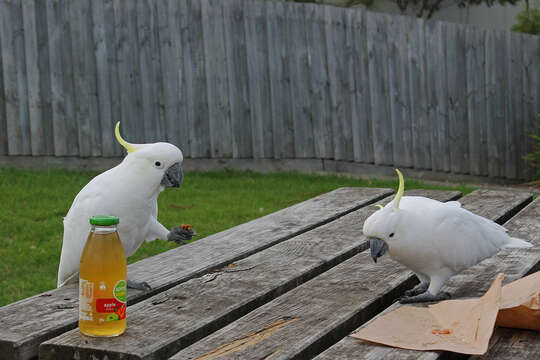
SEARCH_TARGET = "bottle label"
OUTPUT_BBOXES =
[79,278,94,321]
[79,278,127,322]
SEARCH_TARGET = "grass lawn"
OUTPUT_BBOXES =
[0,167,475,306]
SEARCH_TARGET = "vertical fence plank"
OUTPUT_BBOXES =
[304,4,331,159]
[158,0,190,155]
[223,0,252,158]
[521,34,540,180]
[286,3,314,158]
[466,27,488,176]
[202,0,232,158]
[407,17,430,169]
[137,0,162,144]
[425,20,449,172]
[22,0,53,155]
[367,12,392,165]
[446,23,469,174]
[485,29,507,178]
[46,0,78,156]
[506,32,522,180]
[326,6,354,161]
[387,14,412,168]
[350,9,372,163]
[0,20,6,155]
[179,0,210,158]
[265,0,294,159]
[245,0,272,158]
[71,0,101,156]
[0,0,30,155]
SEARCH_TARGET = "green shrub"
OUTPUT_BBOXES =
[512,1,540,35]
[524,131,540,180]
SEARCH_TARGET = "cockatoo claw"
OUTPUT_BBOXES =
[167,225,196,245]
[404,282,430,297]
[127,280,152,292]
[399,291,451,304]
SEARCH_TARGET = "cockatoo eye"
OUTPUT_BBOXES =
[389,233,395,238]
[154,161,164,169]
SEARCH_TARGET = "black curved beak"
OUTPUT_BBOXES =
[369,238,388,263]
[161,163,183,188]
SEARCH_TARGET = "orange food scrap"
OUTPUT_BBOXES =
[431,328,452,335]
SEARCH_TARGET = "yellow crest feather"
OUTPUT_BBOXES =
[374,204,384,210]
[115,122,137,153]
[395,169,404,209]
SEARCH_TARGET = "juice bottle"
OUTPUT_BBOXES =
[79,215,127,337]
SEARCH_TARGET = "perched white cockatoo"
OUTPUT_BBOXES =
[57,122,194,290]
[364,169,532,303]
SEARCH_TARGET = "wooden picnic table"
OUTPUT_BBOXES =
[0,187,538,360]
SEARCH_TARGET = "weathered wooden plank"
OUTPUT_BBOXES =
[350,9,373,164]
[387,14,413,168]
[521,34,540,180]
[485,29,507,178]
[407,17,430,170]
[316,193,538,360]
[22,0,53,156]
[71,0,101,156]
[425,20,449,172]
[466,27,488,176]
[326,5,353,161]
[505,32,523,180]
[201,0,232,158]
[223,0,252,158]
[180,0,211,158]
[304,4,332,160]
[40,190,460,359]
[45,0,79,156]
[244,0,273,159]
[367,12,392,165]
[287,3,314,158]
[446,23,469,174]
[1,188,392,360]
[0,0,31,155]
[92,0,121,157]
[137,0,162,144]
[171,190,530,360]
[113,0,143,144]
[265,0,294,159]
[469,327,540,360]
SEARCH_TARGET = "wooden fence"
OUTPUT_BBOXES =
[0,0,538,179]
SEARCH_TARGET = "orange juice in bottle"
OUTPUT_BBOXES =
[79,215,127,337]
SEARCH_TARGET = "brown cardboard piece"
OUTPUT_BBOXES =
[351,272,539,355]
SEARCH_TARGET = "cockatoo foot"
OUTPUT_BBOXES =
[127,280,152,292]
[399,291,451,304]
[404,282,429,297]
[167,224,196,244]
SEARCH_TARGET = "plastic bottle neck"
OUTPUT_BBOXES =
[91,225,117,234]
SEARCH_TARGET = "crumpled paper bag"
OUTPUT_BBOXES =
[351,272,539,355]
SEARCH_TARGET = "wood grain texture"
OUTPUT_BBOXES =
[469,328,540,360]
[407,17,430,170]
[485,30,507,178]
[171,190,527,360]
[244,0,273,159]
[387,14,412,168]
[466,27,488,176]
[180,0,211,158]
[350,9,373,164]
[505,32,522,180]
[305,3,332,160]
[446,23,469,174]
[286,3,314,158]
[325,5,353,161]
[0,188,392,360]
[224,0,252,159]
[45,0,79,156]
[202,0,232,158]
[265,0,294,159]
[0,19,6,155]
[367,12,392,165]
[40,191,460,360]
[0,0,31,155]
[316,192,537,360]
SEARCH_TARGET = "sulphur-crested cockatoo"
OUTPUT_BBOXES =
[57,122,194,290]
[364,169,532,303]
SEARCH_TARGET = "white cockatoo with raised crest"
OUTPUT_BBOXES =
[57,122,195,290]
[364,169,532,303]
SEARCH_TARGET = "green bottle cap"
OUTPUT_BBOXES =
[89,215,119,226]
